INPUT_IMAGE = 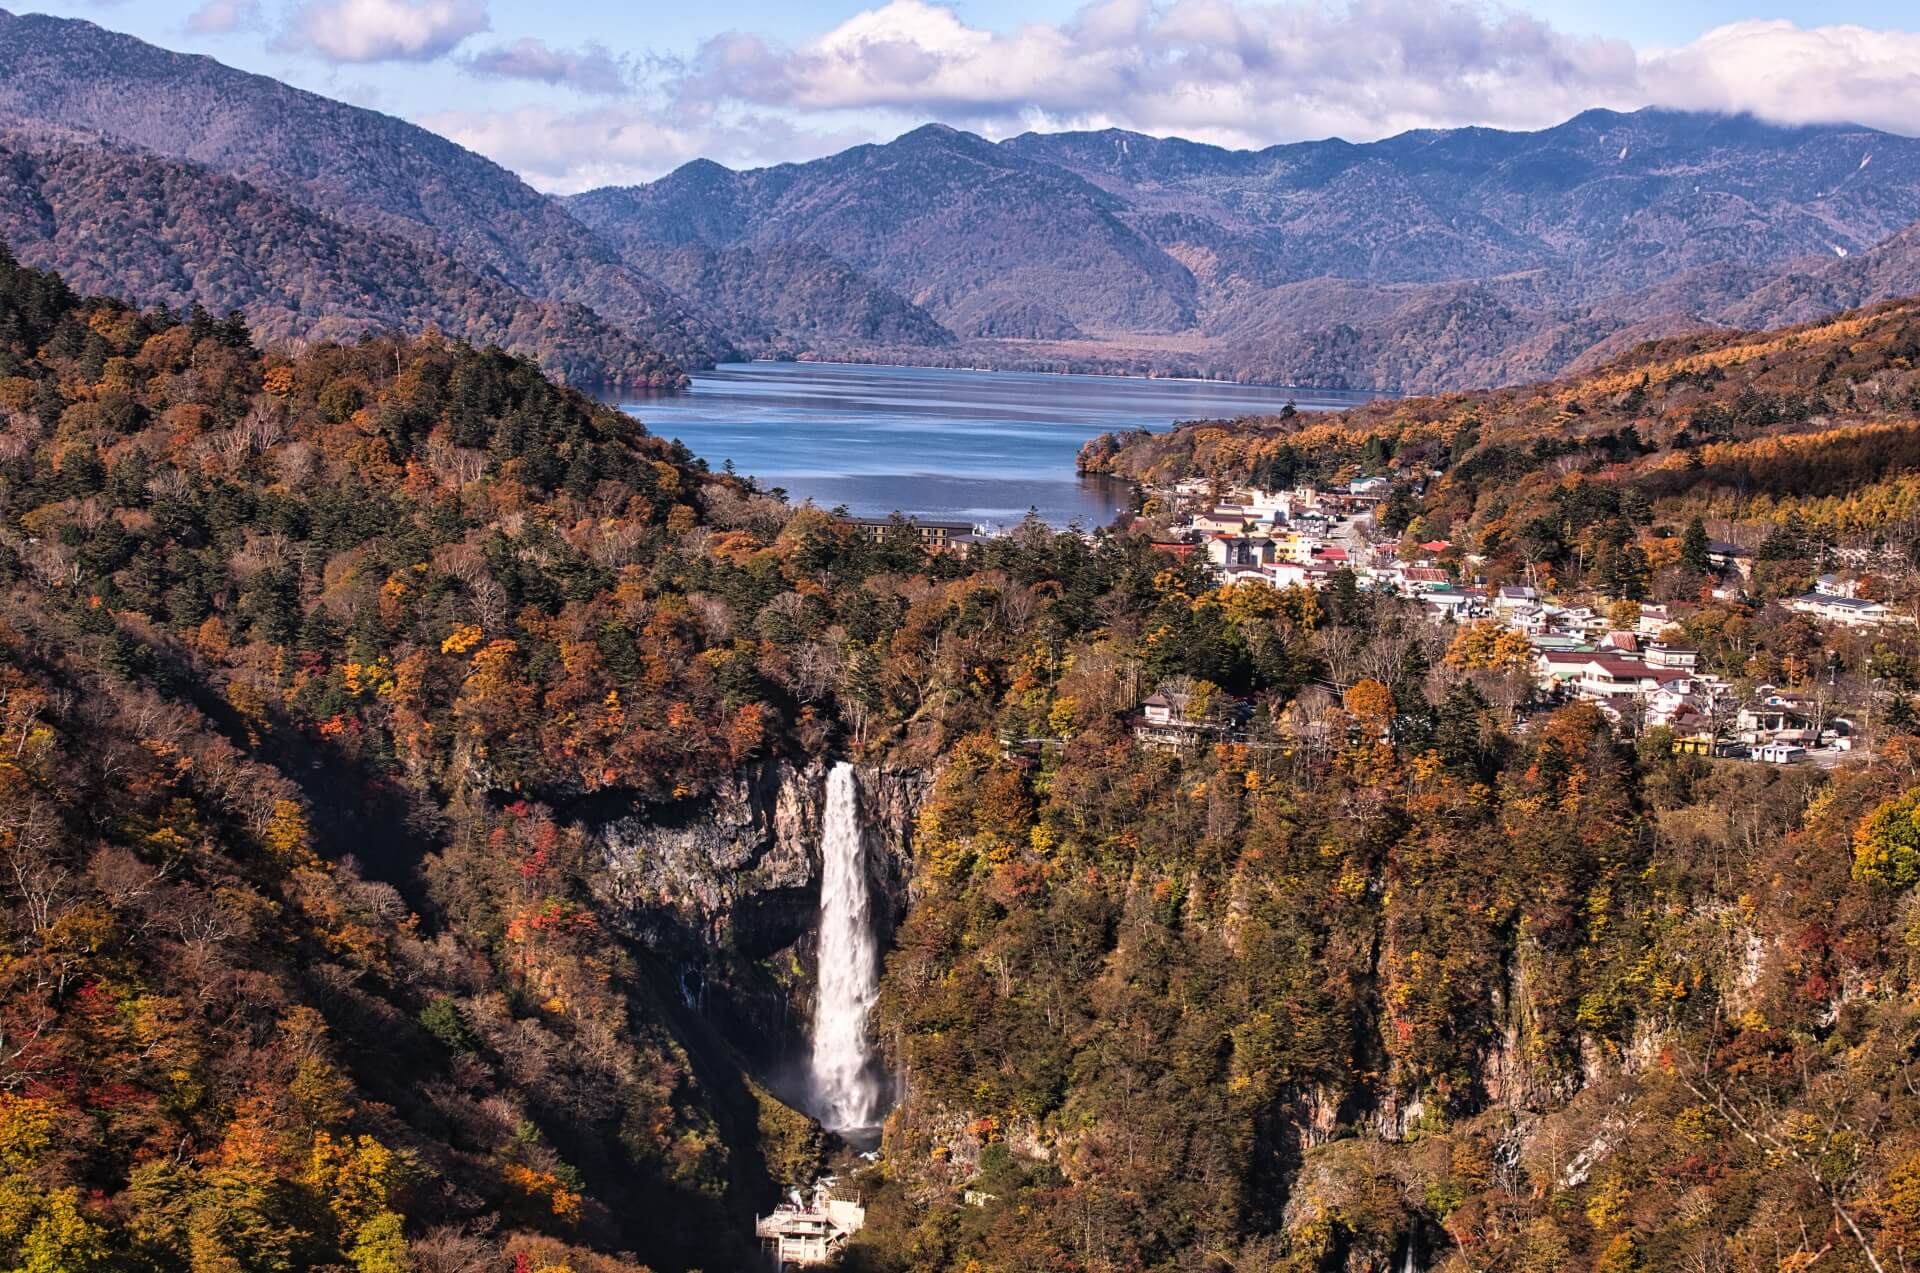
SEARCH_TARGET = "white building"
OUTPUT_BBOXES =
[1646,642,1700,672]
[1494,586,1538,611]
[1788,593,1897,627]
[757,1188,867,1266]
[1635,605,1679,637]
[1205,534,1275,569]
[1417,588,1479,619]
[1269,561,1340,590]
[1574,656,1668,702]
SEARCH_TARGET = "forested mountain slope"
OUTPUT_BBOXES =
[1082,291,1920,545]
[22,215,1920,1273]
[581,109,1920,392]
[8,0,1920,394]
[0,244,776,1272]
[860,296,1920,1271]
[0,133,686,388]
[0,7,733,372]
[1008,110,1920,298]
[571,124,1201,340]
[1724,220,1920,330]
[637,240,956,354]
[0,244,1184,1272]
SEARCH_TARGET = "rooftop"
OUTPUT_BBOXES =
[1588,656,1657,678]
[1793,593,1883,610]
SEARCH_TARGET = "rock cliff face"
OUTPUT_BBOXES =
[590,759,824,955]
[854,765,932,945]
[582,759,928,1069]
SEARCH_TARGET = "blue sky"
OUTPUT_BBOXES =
[23,1,1920,190]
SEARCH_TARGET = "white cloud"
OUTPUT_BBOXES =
[460,37,632,96]
[1640,21,1920,136]
[284,0,489,63]
[184,0,261,35]
[418,2,1920,191]
[419,103,866,194]
[669,1,1920,149]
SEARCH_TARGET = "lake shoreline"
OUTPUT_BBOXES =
[621,362,1369,529]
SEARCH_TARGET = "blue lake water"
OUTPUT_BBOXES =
[621,362,1370,529]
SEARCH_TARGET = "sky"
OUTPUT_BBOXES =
[23,0,1920,192]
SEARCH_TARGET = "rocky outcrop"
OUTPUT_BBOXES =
[855,766,932,942]
[585,759,927,952]
[590,759,828,957]
[579,758,930,1070]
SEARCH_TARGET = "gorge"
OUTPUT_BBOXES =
[16,206,1920,1273]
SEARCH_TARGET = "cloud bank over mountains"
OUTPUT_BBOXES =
[669,1,1920,144]
[211,0,1920,191]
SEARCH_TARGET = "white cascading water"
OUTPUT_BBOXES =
[808,762,882,1130]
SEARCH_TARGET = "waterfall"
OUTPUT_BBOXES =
[808,762,883,1130]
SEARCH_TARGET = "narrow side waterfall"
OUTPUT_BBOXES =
[808,762,883,1130]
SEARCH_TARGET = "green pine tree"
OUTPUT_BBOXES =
[1680,516,1711,575]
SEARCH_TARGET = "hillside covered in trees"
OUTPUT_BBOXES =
[1081,293,1920,571]
[17,236,1920,1273]
[0,135,687,391]
[0,7,734,377]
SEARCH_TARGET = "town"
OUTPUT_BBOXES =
[1113,472,1920,765]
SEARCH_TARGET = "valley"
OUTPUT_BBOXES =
[9,5,1920,1273]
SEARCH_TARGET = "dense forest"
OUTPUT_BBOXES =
[17,238,1920,1273]
[0,136,688,392]
[0,242,1189,1271]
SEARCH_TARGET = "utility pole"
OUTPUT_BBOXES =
[1868,675,1884,760]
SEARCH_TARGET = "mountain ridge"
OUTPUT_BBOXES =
[577,107,1920,391]
[570,121,1204,338]
[0,6,734,372]
[0,130,688,386]
[7,7,1920,393]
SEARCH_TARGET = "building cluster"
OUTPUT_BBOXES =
[1788,574,1904,627]
[1138,478,1911,763]
[1148,475,1493,619]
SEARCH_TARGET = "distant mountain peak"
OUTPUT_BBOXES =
[653,156,740,193]
[575,101,1920,392]
[899,121,964,139]
[8,0,1920,399]
[882,121,1001,159]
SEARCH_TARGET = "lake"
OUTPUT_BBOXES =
[621,362,1370,529]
